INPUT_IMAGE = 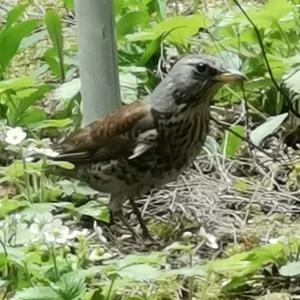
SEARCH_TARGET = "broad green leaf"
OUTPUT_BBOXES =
[0,161,43,183]
[6,4,27,28]
[59,179,98,196]
[118,253,165,267]
[53,78,81,102]
[31,118,73,130]
[54,271,86,300]
[47,160,75,170]
[75,201,109,223]
[0,19,40,68]
[118,264,160,281]
[14,85,52,122]
[127,14,206,44]
[117,11,150,38]
[279,261,300,277]
[12,287,61,300]
[43,48,61,77]
[0,254,7,270]
[18,108,47,127]
[44,10,64,80]
[119,72,138,104]
[21,203,55,219]
[62,0,74,10]
[0,198,28,219]
[221,125,245,157]
[114,0,124,16]
[208,243,283,278]
[0,76,35,93]
[250,113,288,146]
[139,37,161,65]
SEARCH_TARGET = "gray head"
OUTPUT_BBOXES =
[149,54,245,113]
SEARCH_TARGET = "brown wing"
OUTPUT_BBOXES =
[55,101,156,163]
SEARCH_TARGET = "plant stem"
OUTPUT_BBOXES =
[20,147,32,203]
[40,158,46,203]
[188,250,194,300]
[105,275,117,300]
[50,245,60,281]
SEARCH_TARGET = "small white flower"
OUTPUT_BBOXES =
[5,127,26,145]
[199,227,218,249]
[29,214,75,245]
[72,228,89,238]
[31,147,59,157]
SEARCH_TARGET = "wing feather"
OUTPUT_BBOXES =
[55,101,157,163]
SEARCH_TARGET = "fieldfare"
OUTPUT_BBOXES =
[52,55,245,239]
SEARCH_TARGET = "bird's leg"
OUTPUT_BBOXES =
[128,198,153,240]
[115,210,138,239]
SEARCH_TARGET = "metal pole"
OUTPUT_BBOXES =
[74,0,121,126]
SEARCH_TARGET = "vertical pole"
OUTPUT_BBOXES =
[74,0,121,126]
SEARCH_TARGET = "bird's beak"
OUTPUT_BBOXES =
[214,69,246,83]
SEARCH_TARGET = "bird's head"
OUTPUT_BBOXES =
[149,54,245,113]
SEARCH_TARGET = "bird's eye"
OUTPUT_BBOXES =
[195,63,209,74]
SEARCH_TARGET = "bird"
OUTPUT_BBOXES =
[50,54,245,240]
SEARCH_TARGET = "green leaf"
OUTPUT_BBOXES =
[15,85,52,123]
[59,180,98,196]
[117,11,150,38]
[207,243,283,278]
[221,125,245,157]
[119,72,138,104]
[118,253,165,267]
[44,10,65,81]
[53,271,86,300]
[0,76,35,93]
[139,37,161,65]
[18,108,47,127]
[0,254,8,271]
[31,118,73,130]
[0,198,28,219]
[127,14,206,44]
[118,264,160,281]
[47,160,75,170]
[6,4,28,28]
[75,201,109,223]
[53,78,81,102]
[62,0,74,10]
[250,113,288,146]
[0,19,40,69]
[12,287,61,300]
[279,261,300,277]
[0,161,43,183]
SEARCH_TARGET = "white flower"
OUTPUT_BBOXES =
[199,227,218,249]
[5,127,26,145]
[29,214,75,245]
[43,220,71,244]
[31,147,59,157]
[72,228,89,238]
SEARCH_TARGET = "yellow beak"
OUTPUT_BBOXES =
[214,69,246,83]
